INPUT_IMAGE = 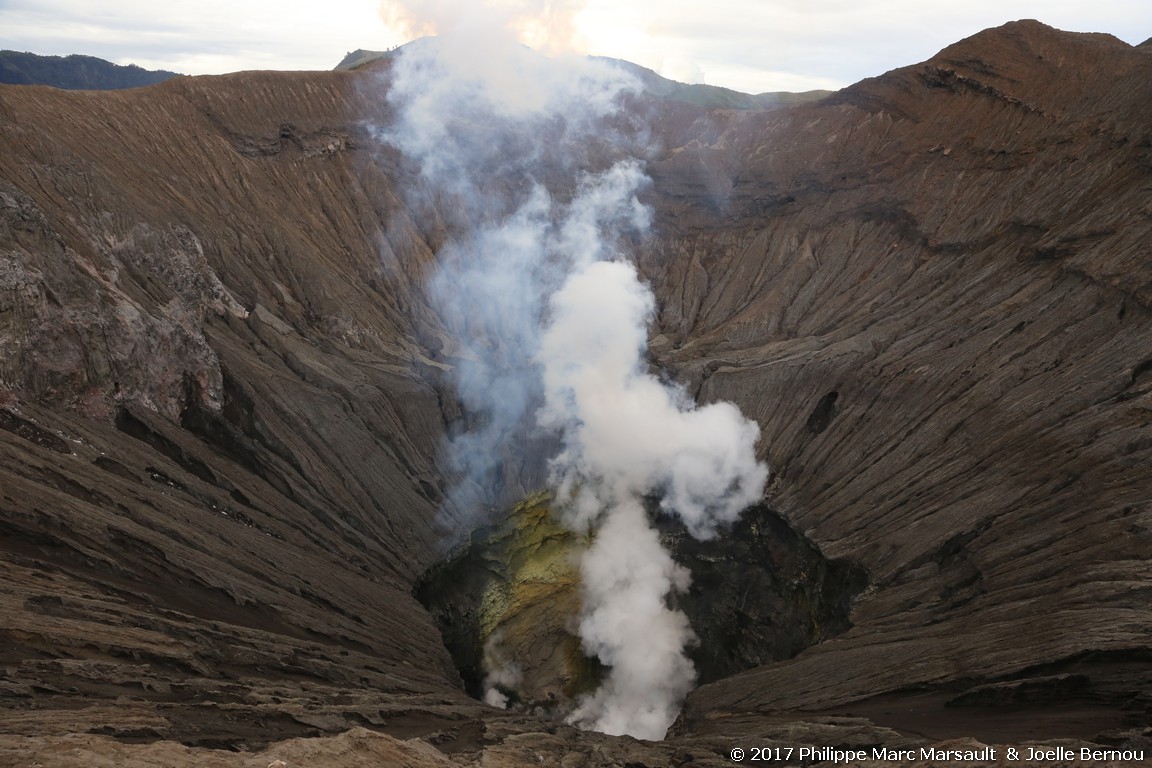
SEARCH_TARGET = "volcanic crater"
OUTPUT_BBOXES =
[0,18,1151,767]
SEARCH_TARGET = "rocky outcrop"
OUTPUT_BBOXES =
[0,18,1150,764]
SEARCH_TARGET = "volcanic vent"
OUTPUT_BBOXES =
[415,492,866,717]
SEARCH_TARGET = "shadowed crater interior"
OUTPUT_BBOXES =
[414,493,867,712]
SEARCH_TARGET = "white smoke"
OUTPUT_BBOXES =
[538,260,767,738]
[565,496,696,737]
[381,0,587,56]
[538,260,767,539]
[378,0,768,741]
[481,632,522,709]
[379,4,641,518]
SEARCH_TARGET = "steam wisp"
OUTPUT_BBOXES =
[380,16,638,519]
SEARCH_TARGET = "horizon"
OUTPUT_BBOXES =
[0,1,1149,94]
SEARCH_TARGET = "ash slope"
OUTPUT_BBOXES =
[0,18,1149,757]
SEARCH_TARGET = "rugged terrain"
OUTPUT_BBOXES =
[0,19,1150,766]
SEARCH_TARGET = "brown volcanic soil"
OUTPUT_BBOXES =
[652,23,1152,742]
[0,19,1150,765]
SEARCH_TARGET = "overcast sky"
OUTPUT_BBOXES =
[1,1,1149,93]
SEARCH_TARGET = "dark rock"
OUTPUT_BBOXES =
[946,674,1090,707]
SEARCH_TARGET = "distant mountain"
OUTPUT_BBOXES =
[334,45,830,109]
[334,48,393,71]
[0,51,179,90]
[593,56,832,108]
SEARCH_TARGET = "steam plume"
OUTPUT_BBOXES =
[481,632,522,709]
[381,0,585,54]
[538,260,767,540]
[378,2,767,740]
[538,260,767,738]
[381,8,639,518]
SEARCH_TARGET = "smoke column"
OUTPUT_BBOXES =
[538,261,767,737]
[379,2,640,519]
[379,0,768,740]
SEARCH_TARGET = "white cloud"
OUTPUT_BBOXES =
[574,0,1152,91]
[0,0,1148,91]
[0,0,396,74]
